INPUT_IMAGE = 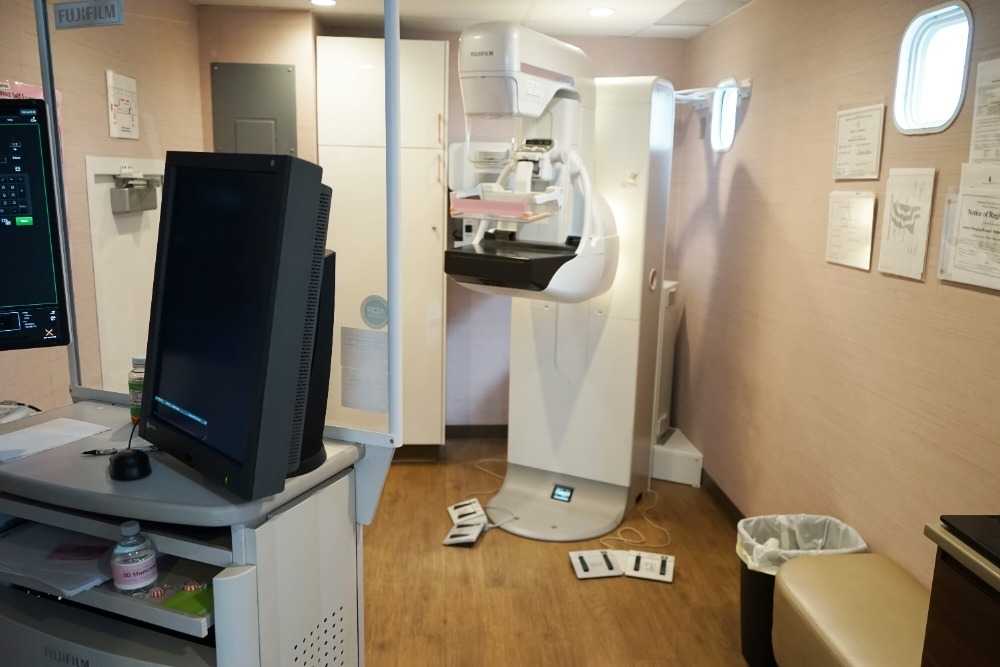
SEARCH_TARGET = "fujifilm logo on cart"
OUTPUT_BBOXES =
[42,646,90,667]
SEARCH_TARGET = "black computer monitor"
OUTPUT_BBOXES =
[140,152,331,500]
[0,98,70,351]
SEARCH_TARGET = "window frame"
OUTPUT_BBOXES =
[892,1,974,136]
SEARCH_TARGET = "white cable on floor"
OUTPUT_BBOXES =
[483,505,518,531]
[464,458,506,497]
[599,488,673,551]
[458,458,518,530]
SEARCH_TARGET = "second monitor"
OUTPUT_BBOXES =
[140,152,333,501]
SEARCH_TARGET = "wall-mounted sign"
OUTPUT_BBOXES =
[360,295,388,329]
[54,0,124,30]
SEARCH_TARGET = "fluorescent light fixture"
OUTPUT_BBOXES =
[589,7,615,18]
[311,0,337,7]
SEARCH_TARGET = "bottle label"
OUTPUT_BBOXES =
[112,551,158,591]
[128,379,143,420]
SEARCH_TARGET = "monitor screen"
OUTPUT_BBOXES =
[148,166,284,465]
[0,99,69,351]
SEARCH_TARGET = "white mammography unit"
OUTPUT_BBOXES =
[446,23,677,540]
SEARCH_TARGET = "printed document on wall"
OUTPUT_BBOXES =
[969,58,1000,164]
[877,168,935,280]
[939,163,1000,292]
[826,191,876,270]
[833,104,884,180]
[106,70,139,140]
[937,189,960,280]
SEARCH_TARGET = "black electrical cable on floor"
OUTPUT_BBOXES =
[127,421,137,450]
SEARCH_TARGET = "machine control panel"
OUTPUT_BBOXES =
[0,100,69,351]
[551,484,574,503]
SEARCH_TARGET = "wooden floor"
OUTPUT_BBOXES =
[363,440,745,667]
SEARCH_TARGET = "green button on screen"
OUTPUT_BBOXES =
[14,216,33,227]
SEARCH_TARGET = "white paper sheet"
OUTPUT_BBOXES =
[834,104,884,180]
[0,523,112,597]
[826,191,876,270]
[937,189,961,279]
[969,58,1000,164]
[877,168,936,280]
[0,418,110,463]
[939,163,1000,292]
[106,70,139,140]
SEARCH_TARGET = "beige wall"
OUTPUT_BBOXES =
[0,0,203,408]
[673,0,1000,585]
[197,6,318,163]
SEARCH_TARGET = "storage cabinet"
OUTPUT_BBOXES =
[316,37,448,446]
[0,401,363,667]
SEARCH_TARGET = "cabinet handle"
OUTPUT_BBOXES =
[437,113,443,146]
[436,155,443,184]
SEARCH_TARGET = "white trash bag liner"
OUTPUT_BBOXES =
[736,514,867,576]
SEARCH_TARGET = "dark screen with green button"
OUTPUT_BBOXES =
[0,99,68,350]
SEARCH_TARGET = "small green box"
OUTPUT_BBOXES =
[14,216,33,227]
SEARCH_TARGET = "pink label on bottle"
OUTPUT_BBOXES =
[112,552,158,591]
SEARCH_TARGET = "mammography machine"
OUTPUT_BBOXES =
[445,24,677,540]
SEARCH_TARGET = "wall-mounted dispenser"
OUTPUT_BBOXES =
[109,166,161,215]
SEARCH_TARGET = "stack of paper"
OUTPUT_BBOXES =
[0,418,110,464]
[0,523,113,597]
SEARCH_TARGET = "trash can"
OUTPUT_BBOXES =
[736,514,867,667]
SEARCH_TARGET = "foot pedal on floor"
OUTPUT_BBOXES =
[622,550,675,583]
[568,550,625,579]
[447,498,487,525]
[443,519,486,547]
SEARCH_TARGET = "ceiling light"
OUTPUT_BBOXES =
[589,7,615,18]
[311,0,336,7]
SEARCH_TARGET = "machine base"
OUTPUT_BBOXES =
[487,463,630,541]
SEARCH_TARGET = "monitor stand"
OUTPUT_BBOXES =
[289,251,335,478]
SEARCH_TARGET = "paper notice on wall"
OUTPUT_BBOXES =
[877,168,936,280]
[937,189,961,279]
[826,191,876,270]
[939,163,1000,292]
[105,70,138,140]
[969,58,1000,164]
[833,104,884,180]
[341,327,388,413]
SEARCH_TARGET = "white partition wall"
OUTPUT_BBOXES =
[85,156,165,392]
[316,37,448,446]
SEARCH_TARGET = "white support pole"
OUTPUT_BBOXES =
[384,0,403,451]
[33,0,82,386]
[353,0,403,526]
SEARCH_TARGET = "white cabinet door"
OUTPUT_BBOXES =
[319,145,445,445]
[399,40,448,149]
[317,37,385,148]
[317,37,447,149]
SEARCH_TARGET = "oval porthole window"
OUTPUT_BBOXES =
[893,1,973,134]
[711,80,739,152]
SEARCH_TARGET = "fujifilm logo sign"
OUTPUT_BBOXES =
[470,50,494,57]
[53,0,124,29]
[43,646,90,667]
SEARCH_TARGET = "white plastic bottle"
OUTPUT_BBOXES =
[111,520,158,593]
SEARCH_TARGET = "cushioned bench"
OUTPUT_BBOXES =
[772,554,930,667]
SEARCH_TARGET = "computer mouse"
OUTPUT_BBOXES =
[109,449,152,481]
